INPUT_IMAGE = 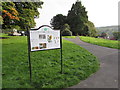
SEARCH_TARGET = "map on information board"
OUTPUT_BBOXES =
[30,25,61,51]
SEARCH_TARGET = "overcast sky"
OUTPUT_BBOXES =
[35,0,119,28]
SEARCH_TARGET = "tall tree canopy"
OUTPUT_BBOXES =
[67,1,91,36]
[50,14,67,30]
[51,0,97,36]
[2,2,20,29]
[1,1,43,31]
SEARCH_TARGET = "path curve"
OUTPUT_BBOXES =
[63,37,119,88]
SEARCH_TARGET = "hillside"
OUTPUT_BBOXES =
[96,25,119,36]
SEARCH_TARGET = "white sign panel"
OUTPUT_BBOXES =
[30,25,61,51]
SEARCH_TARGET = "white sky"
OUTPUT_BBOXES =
[35,0,119,28]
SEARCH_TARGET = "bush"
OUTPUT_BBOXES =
[62,24,72,36]
[62,29,72,36]
[113,32,120,40]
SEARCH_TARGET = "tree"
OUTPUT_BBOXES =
[67,1,96,36]
[63,23,70,30]
[0,2,3,25]
[62,24,72,36]
[50,14,67,30]
[14,2,43,30]
[85,21,97,37]
[113,32,120,40]
[2,2,20,29]
[2,1,43,31]
[67,1,88,35]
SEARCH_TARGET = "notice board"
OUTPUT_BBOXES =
[30,25,61,51]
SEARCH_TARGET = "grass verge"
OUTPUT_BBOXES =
[2,36,99,88]
[63,36,76,39]
[0,33,11,38]
[80,36,120,49]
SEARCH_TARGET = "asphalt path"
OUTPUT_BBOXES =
[63,36,119,88]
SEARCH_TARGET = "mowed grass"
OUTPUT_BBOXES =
[2,36,99,88]
[0,33,11,38]
[80,36,120,49]
[63,36,76,39]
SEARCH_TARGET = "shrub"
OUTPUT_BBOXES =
[62,24,72,36]
[113,32,120,40]
[62,29,72,36]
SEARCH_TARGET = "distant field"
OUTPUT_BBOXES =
[2,36,99,88]
[80,36,120,49]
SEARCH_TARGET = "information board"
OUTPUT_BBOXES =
[30,25,61,51]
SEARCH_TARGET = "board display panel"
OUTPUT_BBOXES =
[30,25,60,51]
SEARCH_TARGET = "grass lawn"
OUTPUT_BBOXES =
[80,36,120,49]
[62,36,76,39]
[0,33,11,38]
[2,36,99,88]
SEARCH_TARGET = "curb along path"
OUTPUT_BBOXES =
[63,37,118,88]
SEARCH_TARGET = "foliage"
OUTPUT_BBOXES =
[80,36,120,49]
[14,2,43,30]
[0,16,3,25]
[63,23,70,30]
[62,30,72,36]
[2,2,20,29]
[85,21,97,37]
[50,14,67,30]
[67,1,89,36]
[2,9,19,20]
[112,32,120,40]
[2,36,99,88]
[51,1,97,36]
[2,1,43,30]
[62,24,72,36]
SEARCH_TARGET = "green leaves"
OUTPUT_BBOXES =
[67,1,95,36]
[112,32,120,40]
[51,14,67,30]
[51,1,96,36]
[2,1,43,30]
[62,24,72,36]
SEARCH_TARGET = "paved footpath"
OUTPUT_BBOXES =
[63,37,119,88]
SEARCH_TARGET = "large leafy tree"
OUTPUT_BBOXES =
[1,1,43,31]
[85,21,97,36]
[50,14,67,30]
[67,0,96,36]
[51,1,97,36]
[2,2,20,29]
[67,1,88,35]
[14,2,43,30]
